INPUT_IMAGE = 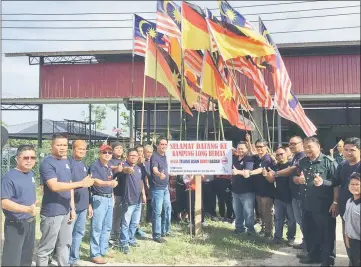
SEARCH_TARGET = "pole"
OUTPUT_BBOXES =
[88,104,92,145]
[116,102,120,139]
[140,71,147,145]
[130,14,136,146]
[37,104,43,148]
[147,104,151,144]
[211,99,217,141]
[277,113,282,147]
[153,42,159,142]
[167,96,171,139]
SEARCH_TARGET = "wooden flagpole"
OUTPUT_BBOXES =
[140,36,149,145]
[130,14,136,148]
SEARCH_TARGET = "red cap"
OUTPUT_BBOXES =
[99,144,112,152]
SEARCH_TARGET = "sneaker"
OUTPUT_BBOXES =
[154,237,167,243]
[129,242,140,248]
[120,246,130,255]
[135,228,147,237]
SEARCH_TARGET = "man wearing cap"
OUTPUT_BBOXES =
[109,141,125,244]
[89,144,119,264]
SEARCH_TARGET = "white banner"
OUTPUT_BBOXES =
[166,141,233,175]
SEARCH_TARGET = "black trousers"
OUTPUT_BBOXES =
[302,210,336,264]
[213,178,233,219]
[146,199,152,223]
[2,219,35,266]
[202,181,216,217]
[349,238,361,267]
[175,181,187,215]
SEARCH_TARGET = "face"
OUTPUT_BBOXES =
[99,149,113,162]
[169,176,176,185]
[113,145,124,158]
[52,138,68,158]
[337,143,344,153]
[127,151,139,165]
[343,144,360,163]
[255,142,268,156]
[17,150,37,171]
[73,142,87,159]
[236,144,248,157]
[348,178,360,195]
[288,137,303,154]
[136,147,144,157]
[157,139,168,153]
[144,147,153,160]
[275,148,288,163]
[303,141,320,159]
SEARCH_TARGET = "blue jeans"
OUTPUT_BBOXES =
[120,203,142,247]
[274,199,296,240]
[69,209,87,264]
[232,192,255,233]
[90,195,113,259]
[151,188,171,240]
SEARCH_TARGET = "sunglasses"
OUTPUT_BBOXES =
[101,151,113,155]
[21,156,37,161]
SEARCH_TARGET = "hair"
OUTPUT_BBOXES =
[275,146,286,152]
[127,148,138,155]
[52,133,68,142]
[237,141,247,146]
[156,137,168,145]
[290,135,303,142]
[350,172,360,181]
[72,140,86,150]
[135,144,144,150]
[303,136,320,145]
[344,137,360,150]
[16,144,35,157]
[255,138,268,146]
[144,144,154,151]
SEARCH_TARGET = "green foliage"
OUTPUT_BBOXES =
[81,105,107,130]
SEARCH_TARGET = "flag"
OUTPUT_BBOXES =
[206,18,275,61]
[228,56,273,109]
[134,14,167,57]
[156,1,182,39]
[144,37,193,116]
[218,0,253,29]
[259,18,317,136]
[181,1,211,50]
[203,52,253,131]
[184,49,203,77]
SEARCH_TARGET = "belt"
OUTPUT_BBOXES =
[93,192,113,198]
[6,217,35,223]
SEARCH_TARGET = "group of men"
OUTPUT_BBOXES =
[1,133,360,267]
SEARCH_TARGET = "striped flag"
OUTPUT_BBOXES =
[156,1,182,39]
[259,18,317,136]
[184,49,203,77]
[218,0,254,30]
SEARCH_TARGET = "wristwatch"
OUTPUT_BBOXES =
[275,171,279,178]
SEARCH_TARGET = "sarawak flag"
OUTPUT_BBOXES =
[206,18,275,61]
[144,37,193,116]
[203,52,253,131]
[181,1,211,50]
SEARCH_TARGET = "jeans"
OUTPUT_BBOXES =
[90,195,113,259]
[2,219,35,266]
[120,203,142,247]
[69,209,87,264]
[111,196,122,240]
[151,188,171,240]
[232,192,255,233]
[274,199,296,240]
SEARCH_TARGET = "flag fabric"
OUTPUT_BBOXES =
[181,1,211,50]
[156,1,182,39]
[226,73,253,111]
[144,37,193,116]
[184,49,203,77]
[206,18,275,61]
[203,52,253,131]
[134,14,167,57]
[218,0,253,29]
[228,56,273,109]
[259,18,317,136]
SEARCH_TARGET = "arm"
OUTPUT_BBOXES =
[46,178,85,192]
[1,199,36,215]
[152,166,166,180]
[274,166,297,177]
[93,178,116,187]
[70,189,75,210]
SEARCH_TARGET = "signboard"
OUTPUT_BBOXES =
[166,141,233,175]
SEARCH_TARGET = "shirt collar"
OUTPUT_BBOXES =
[307,153,324,163]
[351,196,361,205]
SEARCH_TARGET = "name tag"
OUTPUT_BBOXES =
[65,164,70,169]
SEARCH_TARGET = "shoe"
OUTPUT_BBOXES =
[296,250,308,259]
[135,228,147,237]
[161,232,175,237]
[70,262,80,267]
[234,229,246,235]
[91,256,108,264]
[320,261,335,267]
[293,242,305,249]
[154,237,167,243]
[129,242,140,248]
[120,246,130,255]
[287,239,295,247]
[299,257,322,264]
[270,237,286,245]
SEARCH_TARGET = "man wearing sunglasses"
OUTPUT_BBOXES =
[1,145,37,266]
[89,144,119,264]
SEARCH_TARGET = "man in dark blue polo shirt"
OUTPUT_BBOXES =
[143,144,153,222]
[247,139,275,239]
[118,149,146,254]
[1,145,37,266]
[68,140,93,266]
[231,141,255,235]
[36,134,94,266]
[89,144,118,265]
[150,137,171,243]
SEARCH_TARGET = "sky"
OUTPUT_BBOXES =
[1,1,360,137]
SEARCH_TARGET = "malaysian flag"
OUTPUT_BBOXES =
[184,49,203,77]
[259,18,317,136]
[205,8,220,52]
[156,1,181,39]
[218,0,254,30]
[133,14,167,57]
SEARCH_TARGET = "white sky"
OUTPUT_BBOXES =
[1,1,360,136]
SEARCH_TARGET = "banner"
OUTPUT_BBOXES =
[166,141,233,175]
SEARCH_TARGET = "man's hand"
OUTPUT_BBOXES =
[329,149,334,156]
[243,170,250,178]
[262,167,268,177]
[123,166,135,174]
[313,174,323,187]
[142,194,147,204]
[117,162,124,173]
[160,170,166,179]
[267,167,276,179]
[139,157,145,164]
[232,166,239,176]
[299,172,306,184]
[27,201,37,216]
[88,205,93,219]
[329,203,338,218]
[345,234,350,248]
[111,178,118,188]
[245,133,251,142]
[82,175,94,188]
[68,209,76,224]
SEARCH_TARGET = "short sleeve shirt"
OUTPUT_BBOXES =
[231,155,255,194]
[274,162,292,203]
[89,159,113,195]
[122,162,144,205]
[40,156,72,217]
[109,157,125,197]
[1,169,36,220]
[252,154,275,197]
[149,152,169,190]
[69,157,89,211]
[343,197,360,240]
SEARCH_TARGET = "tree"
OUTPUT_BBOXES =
[81,105,107,131]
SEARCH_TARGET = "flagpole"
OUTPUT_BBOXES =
[130,14,136,148]
[204,97,210,140]
[179,48,185,141]
[140,36,149,145]
[153,42,159,143]
[211,99,217,141]
[167,95,171,139]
